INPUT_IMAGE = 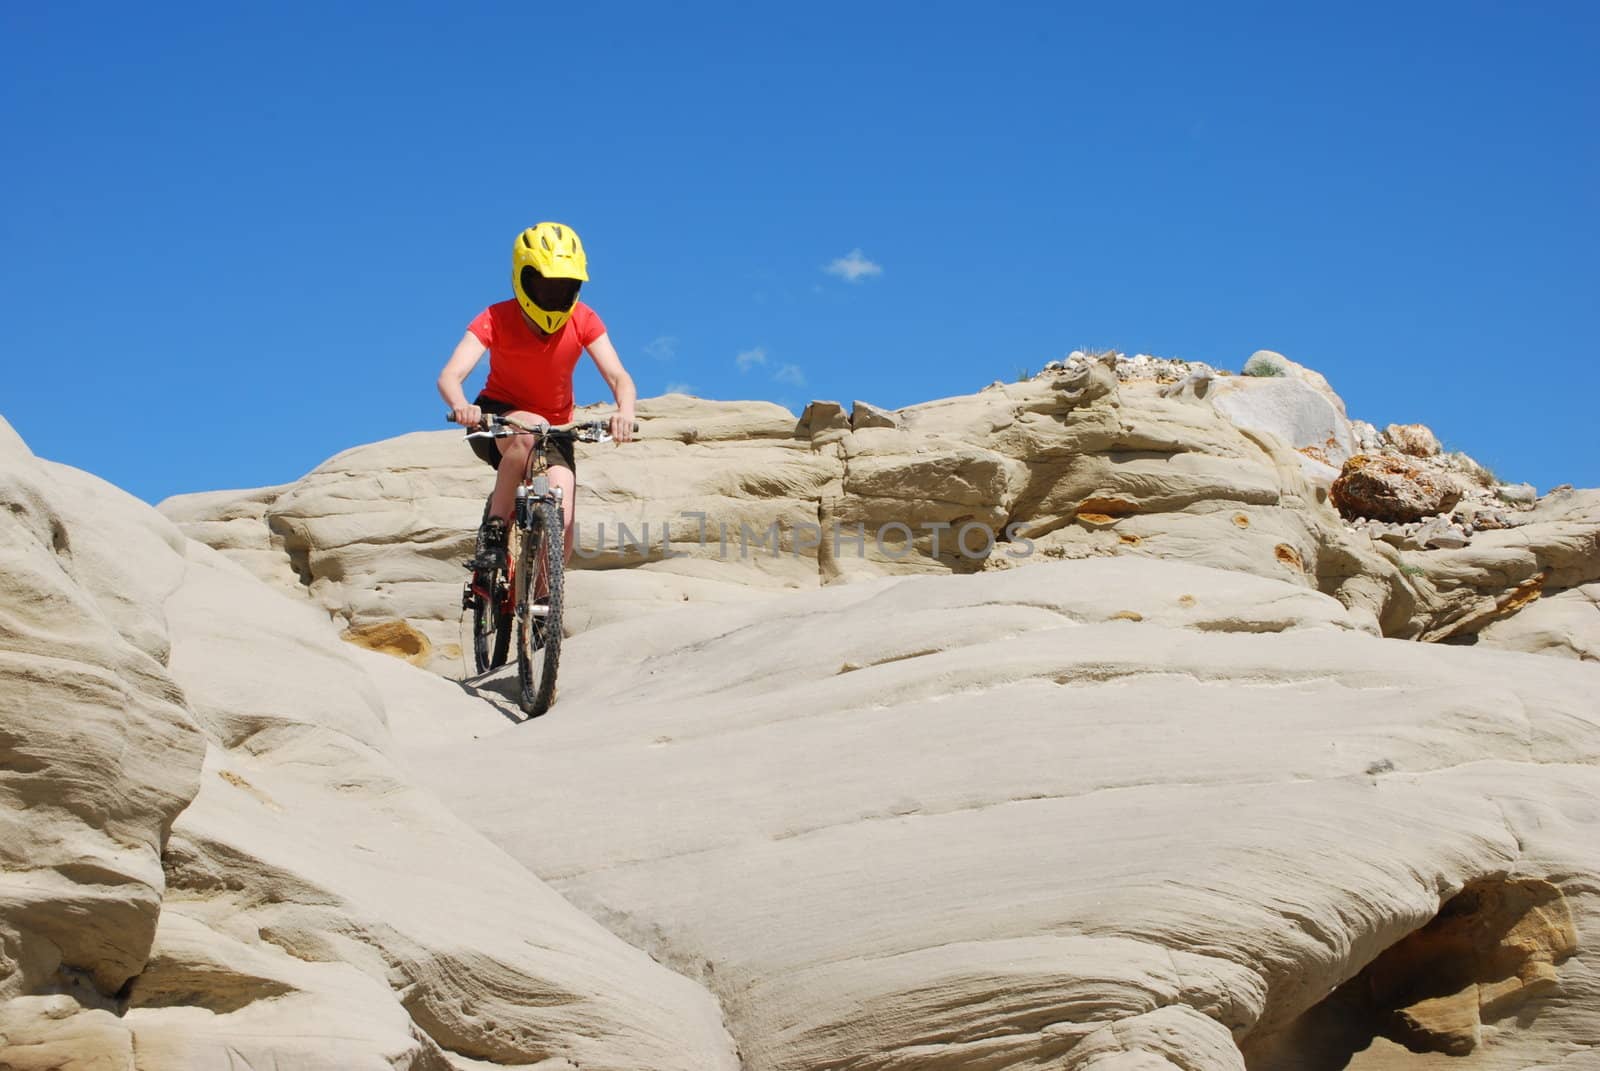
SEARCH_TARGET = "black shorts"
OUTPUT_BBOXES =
[469,395,577,473]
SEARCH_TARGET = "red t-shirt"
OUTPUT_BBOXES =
[468,300,606,424]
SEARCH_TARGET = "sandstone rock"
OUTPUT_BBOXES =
[161,388,1599,669]
[1458,503,1513,531]
[341,617,432,664]
[849,399,899,429]
[175,388,1357,670]
[1298,457,1343,501]
[1415,515,1471,550]
[0,419,741,1070]
[797,399,849,441]
[1403,488,1600,643]
[1350,419,1382,453]
[1,458,204,1004]
[1497,481,1539,506]
[629,394,798,445]
[401,556,1600,1071]
[7,393,1600,1070]
[1383,421,1442,457]
[1476,581,1600,661]
[1330,453,1464,523]
[1157,368,1215,401]
[1247,876,1584,1067]
[1371,522,1413,548]
[1050,350,1120,405]
[156,483,308,601]
[1210,374,1356,466]
[1241,349,1349,417]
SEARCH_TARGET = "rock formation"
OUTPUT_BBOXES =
[5,348,1599,1069]
[161,352,1600,673]
[0,419,737,1069]
[402,558,1600,1070]
[1331,453,1465,524]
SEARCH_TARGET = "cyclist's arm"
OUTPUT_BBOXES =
[586,333,637,442]
[437,331,488,420]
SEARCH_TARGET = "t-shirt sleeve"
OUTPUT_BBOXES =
[576,304,606,347]
[467,307,494,347]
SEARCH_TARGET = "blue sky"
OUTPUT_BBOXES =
[4,2,1596,501]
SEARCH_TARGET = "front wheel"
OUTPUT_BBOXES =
[516,499,564,716]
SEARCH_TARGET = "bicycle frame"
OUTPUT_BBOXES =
[511,430,563,607]
[454,414,627,704]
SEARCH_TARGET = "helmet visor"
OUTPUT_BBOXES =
[520,266,582,313]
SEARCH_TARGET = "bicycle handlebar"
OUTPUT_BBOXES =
[446,413,639,442]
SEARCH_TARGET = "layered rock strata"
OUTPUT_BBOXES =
[0,418,739,1069]
[4,375,1599,1070]
[161,355,1600,674]
[401,557,1600,1071]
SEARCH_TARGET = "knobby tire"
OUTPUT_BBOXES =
[517,499,564,716]
[470,564,512,674]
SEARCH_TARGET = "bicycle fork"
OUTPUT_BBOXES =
[519,480,563,608]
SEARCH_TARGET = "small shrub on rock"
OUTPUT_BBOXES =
[1242,352,1291,377]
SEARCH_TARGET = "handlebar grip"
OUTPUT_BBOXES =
[445,412,500,429]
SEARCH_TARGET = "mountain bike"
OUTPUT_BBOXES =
[456,414,627,716]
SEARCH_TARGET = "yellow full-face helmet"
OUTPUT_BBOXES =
[512,223,589,333]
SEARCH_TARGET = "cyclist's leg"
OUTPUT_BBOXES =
[465,426,510,572]
[488,410,542,521]
[488,457,522,523]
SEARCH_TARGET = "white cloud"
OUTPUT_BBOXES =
[824,248,883,283]
[735,346,767,372]
[773,363,805,386]
[663,381,695,395]
[643,335,677,360]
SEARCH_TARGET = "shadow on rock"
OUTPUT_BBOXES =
[1243,876,1577,1070]
[456,667,534,725]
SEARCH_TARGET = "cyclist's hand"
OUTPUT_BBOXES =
[608,412,635,444]
[450,404,483,428]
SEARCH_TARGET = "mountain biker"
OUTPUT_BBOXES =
[437,222,636,570]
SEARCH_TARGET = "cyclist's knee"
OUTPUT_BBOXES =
[548,469,576,509]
